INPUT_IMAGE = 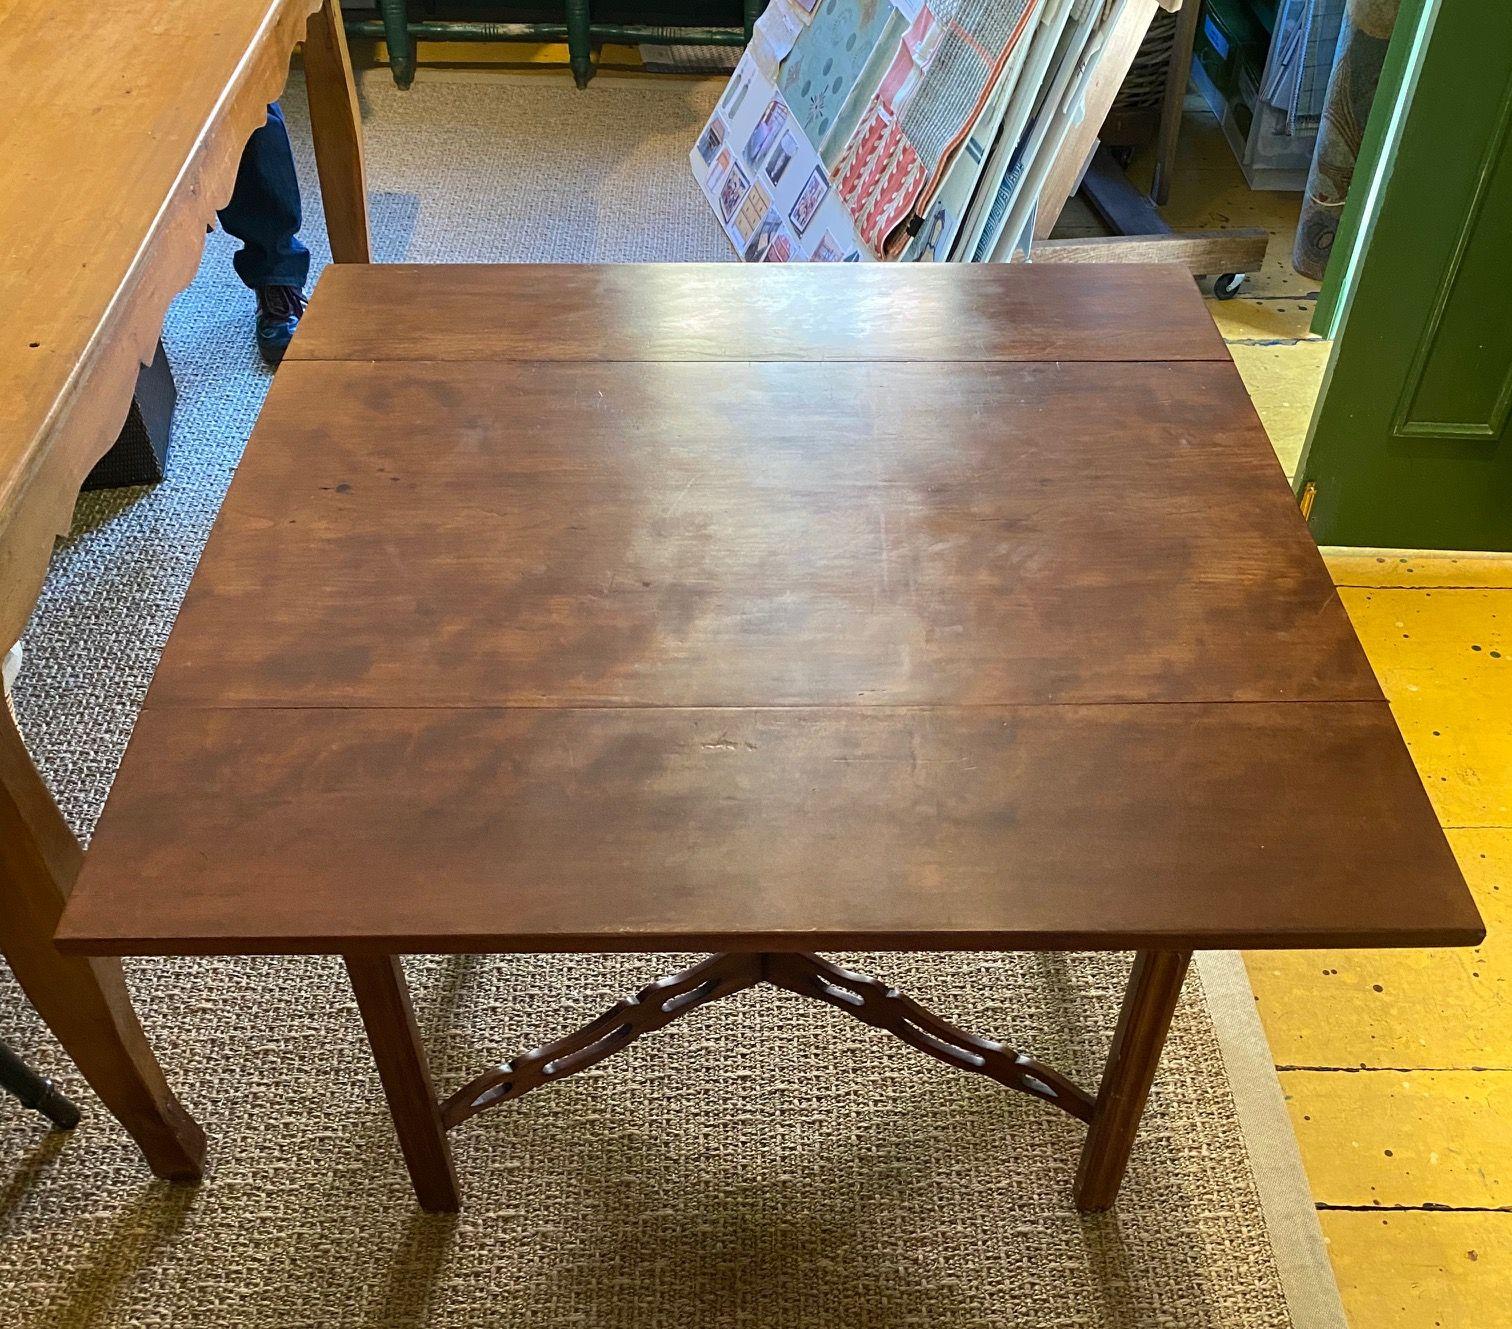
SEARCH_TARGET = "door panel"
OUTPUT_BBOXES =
[1395,88,1512,440]
[1298,1,1512,549]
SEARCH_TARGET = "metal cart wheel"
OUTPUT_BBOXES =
[1213,272,1247,300]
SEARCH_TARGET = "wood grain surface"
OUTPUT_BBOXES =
[58,702,1480,955]
[55,264,1482,960]
[287,263,1232,363]
[301,0,371,264]
[147,358,1377,708]
[0,0,328,654]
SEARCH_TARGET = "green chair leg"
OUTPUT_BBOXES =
[565,0,593,88]
[377,0,416,88]
[744,0,762,43]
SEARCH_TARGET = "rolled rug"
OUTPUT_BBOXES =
[1293,0,1400,280]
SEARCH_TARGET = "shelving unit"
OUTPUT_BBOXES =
[1191,0,1333,190]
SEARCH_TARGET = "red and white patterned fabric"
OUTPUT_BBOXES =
[833,0,1041,256]
[834,99,925,254]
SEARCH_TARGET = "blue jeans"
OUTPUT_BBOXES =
[217,103,311,291]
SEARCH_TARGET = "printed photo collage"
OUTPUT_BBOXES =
[689,52,866,264]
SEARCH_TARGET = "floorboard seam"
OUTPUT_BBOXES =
[1316,1204,1512,1215]
[1277,1065,1512,1074]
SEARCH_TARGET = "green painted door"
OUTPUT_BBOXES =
[1297,0,1512,550]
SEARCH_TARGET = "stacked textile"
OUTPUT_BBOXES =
[1260,0,1346,138]
[690,0,1130,262]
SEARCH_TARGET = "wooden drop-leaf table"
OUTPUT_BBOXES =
[56,263,1483,1214]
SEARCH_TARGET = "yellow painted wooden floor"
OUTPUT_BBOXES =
[1139,115,1512,1328]
[1247,564,1512,1328]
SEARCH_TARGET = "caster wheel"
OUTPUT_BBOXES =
[1213,272,1246,300]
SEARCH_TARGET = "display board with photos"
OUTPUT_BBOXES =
[691,35,867,263]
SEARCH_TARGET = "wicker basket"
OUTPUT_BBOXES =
[1104,6,1180,145]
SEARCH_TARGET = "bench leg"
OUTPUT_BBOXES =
[304,0,372,263]
[0,702,205,1180]
[566,0,593,89]
[1073,949,1191,1212]
[374,0,416,88]
[345,954,461,1212]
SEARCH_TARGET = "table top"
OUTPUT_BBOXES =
[57,264,1483,957]
[0,0,321,653]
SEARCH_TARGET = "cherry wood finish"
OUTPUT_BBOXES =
[0,0,368,1180]
[763,954,1095,1121]
[141,358,1378,713]
[54,264,1482,1214]
[344,955,460,1212]
[61,702,1476,956]
[441,950,1094,1131]
[442,953,769,1129]
[1074,951,1192,1211]
[287,262,1231,364]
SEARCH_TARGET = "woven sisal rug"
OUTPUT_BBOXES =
[0,72,1343,1328]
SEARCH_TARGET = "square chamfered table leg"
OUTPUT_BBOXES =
[343,954,460,1213]
[1074,950,1193,1212]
